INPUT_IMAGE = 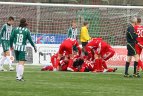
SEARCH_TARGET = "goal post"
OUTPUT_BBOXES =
[0,2,143,66]
[1,2,143,45]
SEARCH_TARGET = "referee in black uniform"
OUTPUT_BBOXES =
[124,17,140,77]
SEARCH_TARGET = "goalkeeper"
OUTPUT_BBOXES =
[80,21,91,55]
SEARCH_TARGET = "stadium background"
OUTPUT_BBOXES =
[0,0,143,65]
[0,0,143,45]
[0,0,143,6]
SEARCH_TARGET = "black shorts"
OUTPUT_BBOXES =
[81,42,88,47]
[127,43,137,56]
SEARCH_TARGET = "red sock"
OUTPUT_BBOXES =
[93,59,99,71]
[68,59,73,68]
[98,59,103,71]
[137,60,143,71]
[46,66,53,71]
[80,67,85,72]
[102,60,108,69]
[80,63,87,72]
[54,59,59,69]
[107,68,114,72]
[94,59,102,72]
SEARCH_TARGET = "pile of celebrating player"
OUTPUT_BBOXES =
[41,20,117,73]
[41,38,117,72]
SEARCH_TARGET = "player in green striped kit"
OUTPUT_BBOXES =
[67,20,78,52]
[67,20,78,39]
[10,18,37,81]
[0,16,15,71]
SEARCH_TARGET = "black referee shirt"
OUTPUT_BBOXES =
[126,24,138,44]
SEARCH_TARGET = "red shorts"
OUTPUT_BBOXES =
[41,65,53,71]
[135,43,142,55]
[100,47,115,61]
[59,43,72,55]
[51,54,58,67]
[80,62,94,72]
[60,64,68,71]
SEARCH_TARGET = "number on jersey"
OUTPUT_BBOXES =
[17,34,23,44]
[137,29,143,37]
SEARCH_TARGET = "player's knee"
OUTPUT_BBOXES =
[5,51,10,56]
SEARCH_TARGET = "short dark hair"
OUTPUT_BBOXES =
[8,16,14,21]
[19,18,28,27]
[137,17,141,23]
[83,21,88,26]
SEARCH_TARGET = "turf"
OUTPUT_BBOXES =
[0,65,143,96]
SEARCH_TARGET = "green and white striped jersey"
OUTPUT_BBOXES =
[67,27,78,39]
[0,24,13,41]
[10,27,35,51]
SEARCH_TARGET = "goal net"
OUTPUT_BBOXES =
[0,2,143,65]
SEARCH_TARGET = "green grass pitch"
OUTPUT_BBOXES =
[0,65,143,96]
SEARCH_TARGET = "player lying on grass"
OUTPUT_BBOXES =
[41,52,82,71]
[85,38,115,72]
[41,48,117,72]
[80,59,117,72]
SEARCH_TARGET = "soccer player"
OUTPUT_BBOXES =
[80,21,91,55]
[67,20,78,39]
[85,38,115,72]
[85,38,115,61]
[10,18,37,81]
[0,16,15,71]
[124,17,140,77]
[54,38,81,71]
[134,17,143,72]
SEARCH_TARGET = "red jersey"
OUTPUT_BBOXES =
[134,25,143,43]
[85,38,103,54]
[59,38,81,55]
[62,38,79,47]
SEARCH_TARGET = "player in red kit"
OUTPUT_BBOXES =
[134,17,143,72]
[41,52,69,71]
[54,38,81,71]
[85,38,115,72]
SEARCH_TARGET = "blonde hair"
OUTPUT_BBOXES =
[130,17,137,23]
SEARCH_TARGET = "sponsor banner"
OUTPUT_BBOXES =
[35,45,141,66]
[32,44,59,65]
[1,45,142,66]
[31,34,67,44]
[107,47,127,66]
[37,44,59,65]
[107,46,143,66]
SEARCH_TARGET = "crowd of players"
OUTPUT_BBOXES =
[41,17,143,77]
[0,16,143,81]
[41,38,118,72]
